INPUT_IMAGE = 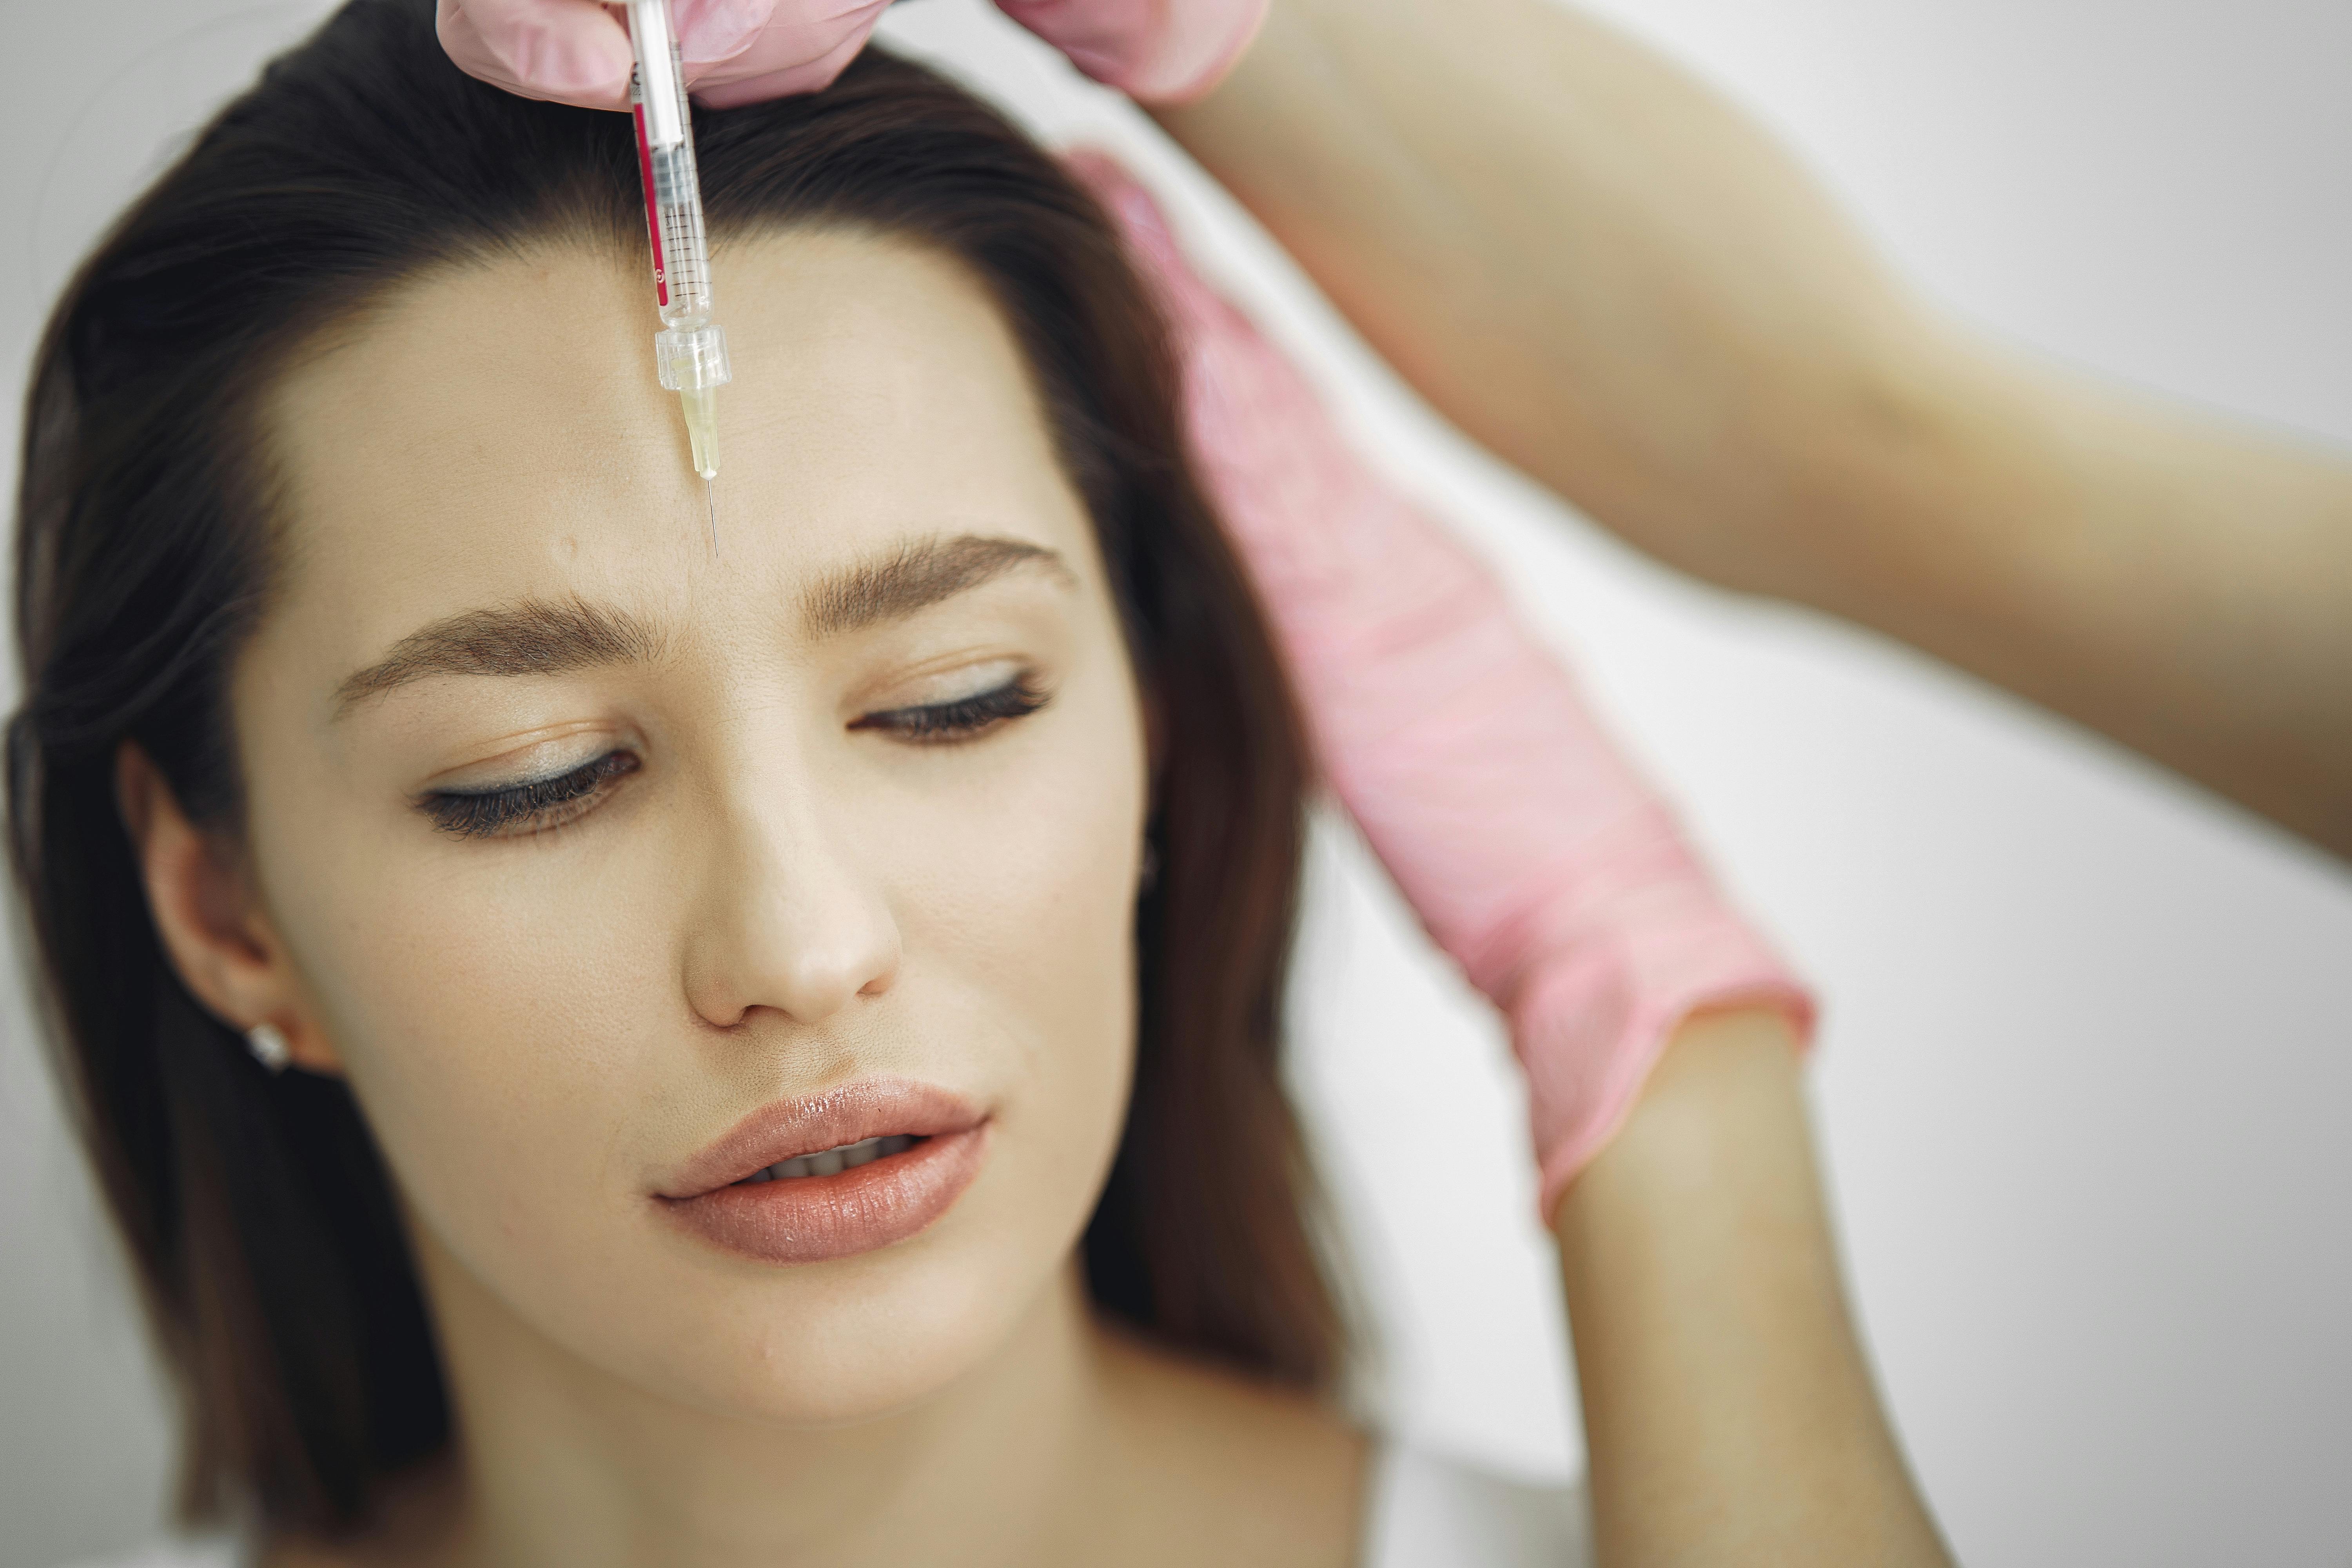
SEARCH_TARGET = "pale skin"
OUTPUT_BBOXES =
[1158,0,2352,856]
[113,226,1935,1564]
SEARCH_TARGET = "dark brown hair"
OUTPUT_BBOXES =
[7,0,1335,1535]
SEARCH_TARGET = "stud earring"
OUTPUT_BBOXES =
[245,1021,291,1074]
[1138,840,1160,893]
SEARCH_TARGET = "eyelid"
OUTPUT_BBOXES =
[419,722,632,795]
[853,654,1028,714]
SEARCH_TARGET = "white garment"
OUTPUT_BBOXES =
[59,1544,240,1568]
[63,1443,1591,1568]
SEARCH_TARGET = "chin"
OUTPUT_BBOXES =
[646,1223,1075,1428]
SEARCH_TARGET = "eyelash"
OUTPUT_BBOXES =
[422,750,641,839]
[849,672,1050,742]
[420,674,1049,840]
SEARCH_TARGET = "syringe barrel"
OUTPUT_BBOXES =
[644,142,713,327]
[625,0,714,329]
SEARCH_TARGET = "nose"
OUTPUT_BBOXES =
[680,780,902,1030]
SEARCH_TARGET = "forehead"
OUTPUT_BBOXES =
[259,229,1089,663]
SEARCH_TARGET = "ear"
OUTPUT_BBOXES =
[116,741,343,1074]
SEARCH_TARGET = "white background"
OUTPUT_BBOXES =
[3,1,2348,1564]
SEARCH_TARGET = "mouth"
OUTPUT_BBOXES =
[737,1133,924,1183]
[656,1079,989,1266]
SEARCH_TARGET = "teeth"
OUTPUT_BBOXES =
[750,1135,918,1184]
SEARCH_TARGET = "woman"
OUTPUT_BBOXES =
[11,2,1940,1562]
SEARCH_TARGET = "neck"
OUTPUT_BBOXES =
[414,1235,1111,1568]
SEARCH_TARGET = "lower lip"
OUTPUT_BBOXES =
[658,1125,989,1265]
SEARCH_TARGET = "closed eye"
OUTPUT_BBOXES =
[419,750,641,839]
[414,673,1045,839]
[850,673,1049,743]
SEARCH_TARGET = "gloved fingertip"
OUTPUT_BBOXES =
[669,0,771,64]
[687,49,853,106]
[678,4,889,105]
[439,0,635,111]
[995,0,1270,106]
[1139,0,1271,106]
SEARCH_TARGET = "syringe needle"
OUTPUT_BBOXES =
[703,475,719,557]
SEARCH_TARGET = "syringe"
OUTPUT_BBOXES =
[625,0,730,550]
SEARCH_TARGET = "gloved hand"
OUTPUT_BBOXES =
[438,0,1265,111]
[1071,156,1816,1218]
[437,0,890,109]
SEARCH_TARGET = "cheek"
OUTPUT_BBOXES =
[898,679,1146,1000]
[870,648,1151,1205]
[253,795,673,1299]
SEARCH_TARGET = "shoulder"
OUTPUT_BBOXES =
[1361,1443,1593,1568]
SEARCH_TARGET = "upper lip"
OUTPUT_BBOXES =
[655,1077,984,1199]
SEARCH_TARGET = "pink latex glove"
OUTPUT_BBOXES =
[439,0,1265,111]
[1072,157,1816,1217]
[437,0,891,111]
[996,0,1267,103]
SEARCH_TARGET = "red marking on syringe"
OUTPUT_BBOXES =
[632,99,669,308]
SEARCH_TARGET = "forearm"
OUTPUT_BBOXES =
[1552,1010,1950,1567]
[1160,0,2352,854]
[1153,0,1919,590]
[1802,331,2352,853]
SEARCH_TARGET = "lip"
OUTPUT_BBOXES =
[655,1078,989,1265]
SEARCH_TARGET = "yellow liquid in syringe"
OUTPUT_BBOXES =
[680,385,718,479]
[680,385,718,552]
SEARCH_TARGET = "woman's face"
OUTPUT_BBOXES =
[230,230,1149,1422]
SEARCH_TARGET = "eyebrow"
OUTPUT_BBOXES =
[799,534,1073,639]
[332,533,1073,716]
